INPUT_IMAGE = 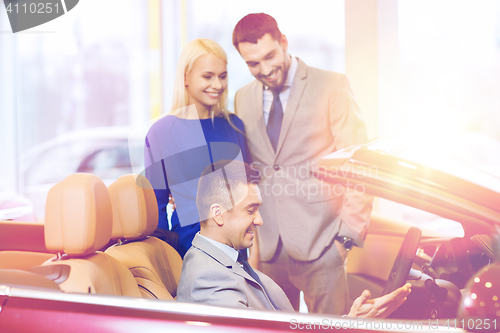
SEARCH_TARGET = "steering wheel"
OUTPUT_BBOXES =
[382,226,422,295]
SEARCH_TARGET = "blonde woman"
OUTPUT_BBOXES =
[145,39,252,258]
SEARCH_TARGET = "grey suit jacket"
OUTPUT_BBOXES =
[176,234,294,312]
[234,58,372,262]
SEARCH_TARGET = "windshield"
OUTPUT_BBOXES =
[368,137,500,194]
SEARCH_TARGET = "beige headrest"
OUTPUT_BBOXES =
[45,174,112,256]
[108,174,158,241]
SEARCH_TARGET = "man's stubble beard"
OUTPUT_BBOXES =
[260,53,291,92]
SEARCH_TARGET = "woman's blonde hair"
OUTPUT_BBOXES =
[170,38,229,119]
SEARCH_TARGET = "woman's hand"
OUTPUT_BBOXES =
[169,194,176,210]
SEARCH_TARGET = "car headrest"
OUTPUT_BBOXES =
[108,174,158,241]
[44,174,112,256]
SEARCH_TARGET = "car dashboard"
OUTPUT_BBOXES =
[387,232,496,320]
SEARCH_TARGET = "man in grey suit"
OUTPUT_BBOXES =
[177,160,294,311]
[176,160,410,316]
[232,13,373,314]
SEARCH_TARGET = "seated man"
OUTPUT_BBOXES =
[177,160,410,317]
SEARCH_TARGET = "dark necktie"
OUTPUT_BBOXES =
[237,250,280,310]
[266,90,283,152]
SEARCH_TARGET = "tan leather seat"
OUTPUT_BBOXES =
[105,174,182,300]
[0,251,54,271]
[41,174,142,297]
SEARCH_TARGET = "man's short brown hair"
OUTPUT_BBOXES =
[232,13,282,52]
[196,160,261,222]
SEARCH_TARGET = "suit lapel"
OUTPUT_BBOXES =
[192,234,278,310]
[192,234,258,284]
[276,58,308,156]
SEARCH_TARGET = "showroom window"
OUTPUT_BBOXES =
[183,0,345,108]
[397,0,500,141]
[0,0,159,219]
[2,0,499,224]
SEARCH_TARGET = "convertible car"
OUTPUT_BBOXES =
[1,138,497,332]
[315,139,500,325]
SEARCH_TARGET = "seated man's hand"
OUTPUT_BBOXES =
[347,283,411,318]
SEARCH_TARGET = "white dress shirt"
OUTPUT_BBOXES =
[198,233,239,263]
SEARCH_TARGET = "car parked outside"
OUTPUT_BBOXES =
[21,127,143,220]
[0,179,36,222]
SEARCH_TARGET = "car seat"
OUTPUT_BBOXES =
[105,174,182,300]
[37,173,142,297]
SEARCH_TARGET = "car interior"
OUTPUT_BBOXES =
[346,212,495,320]
[104,174,182,300]
[25,173,143,297]
[0,172,497,321]
[0,173,181,300]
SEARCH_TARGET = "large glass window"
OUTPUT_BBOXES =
[3,0,499,224]
[0,0,159,220]
[185,0,345,108]
[397,0,500,141]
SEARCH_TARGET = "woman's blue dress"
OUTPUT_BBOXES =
[144,114,251,257]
